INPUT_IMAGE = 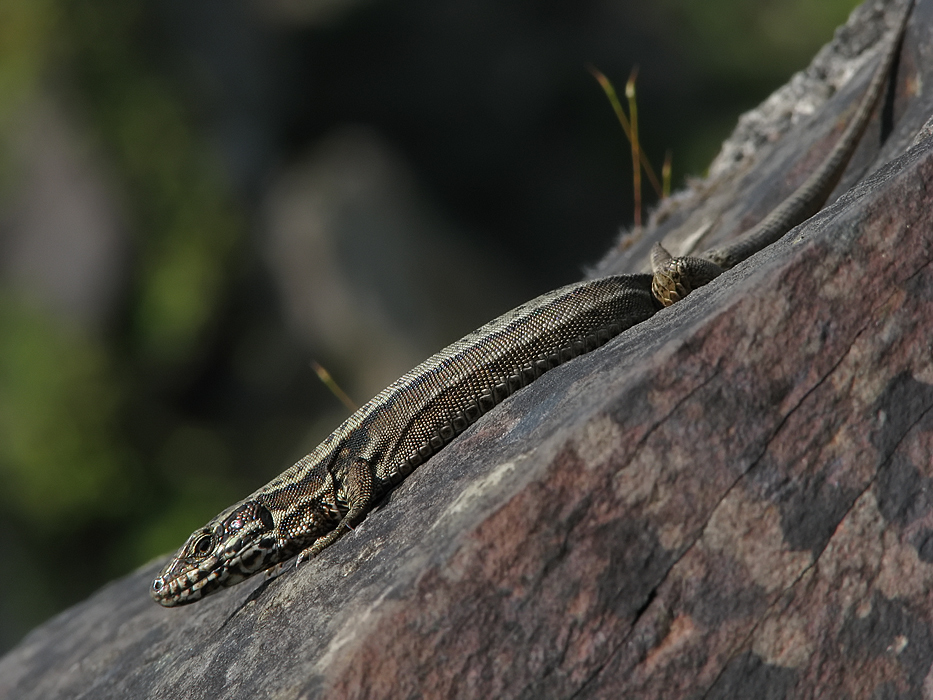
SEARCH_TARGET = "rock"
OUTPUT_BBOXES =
[2,0,933,698]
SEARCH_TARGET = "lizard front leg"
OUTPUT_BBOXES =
[296,456,375,563]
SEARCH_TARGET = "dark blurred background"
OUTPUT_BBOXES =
[0,0,859,652]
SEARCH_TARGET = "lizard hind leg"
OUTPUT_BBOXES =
[296,456,376,565]
[650,243,723,307]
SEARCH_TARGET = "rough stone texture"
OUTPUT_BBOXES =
[2,0,933,698]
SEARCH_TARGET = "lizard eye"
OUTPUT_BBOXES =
[193,534,214,555]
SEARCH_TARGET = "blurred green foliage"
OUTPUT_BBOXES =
[657,0,862,83]
[0,0,56,113]
[0,299,128,527]
[0,0,863,655]
[0,0,245,652]
[62,0,241,363]
[646,0,861,180]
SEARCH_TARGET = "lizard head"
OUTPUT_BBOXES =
[151,499,280,607]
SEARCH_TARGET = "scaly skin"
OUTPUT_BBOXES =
[152,0,913,607]
[152,275,660,605]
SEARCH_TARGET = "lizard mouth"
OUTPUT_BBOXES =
[151,551,228,607]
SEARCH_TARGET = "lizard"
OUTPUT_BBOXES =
[151,0,913,606]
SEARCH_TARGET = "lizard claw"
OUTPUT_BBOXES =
[295,547,316,567]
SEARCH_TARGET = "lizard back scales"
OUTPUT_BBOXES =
[152,0,914,607]
[152,275,659,605]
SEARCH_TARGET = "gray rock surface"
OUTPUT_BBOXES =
[2,0,932,698]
